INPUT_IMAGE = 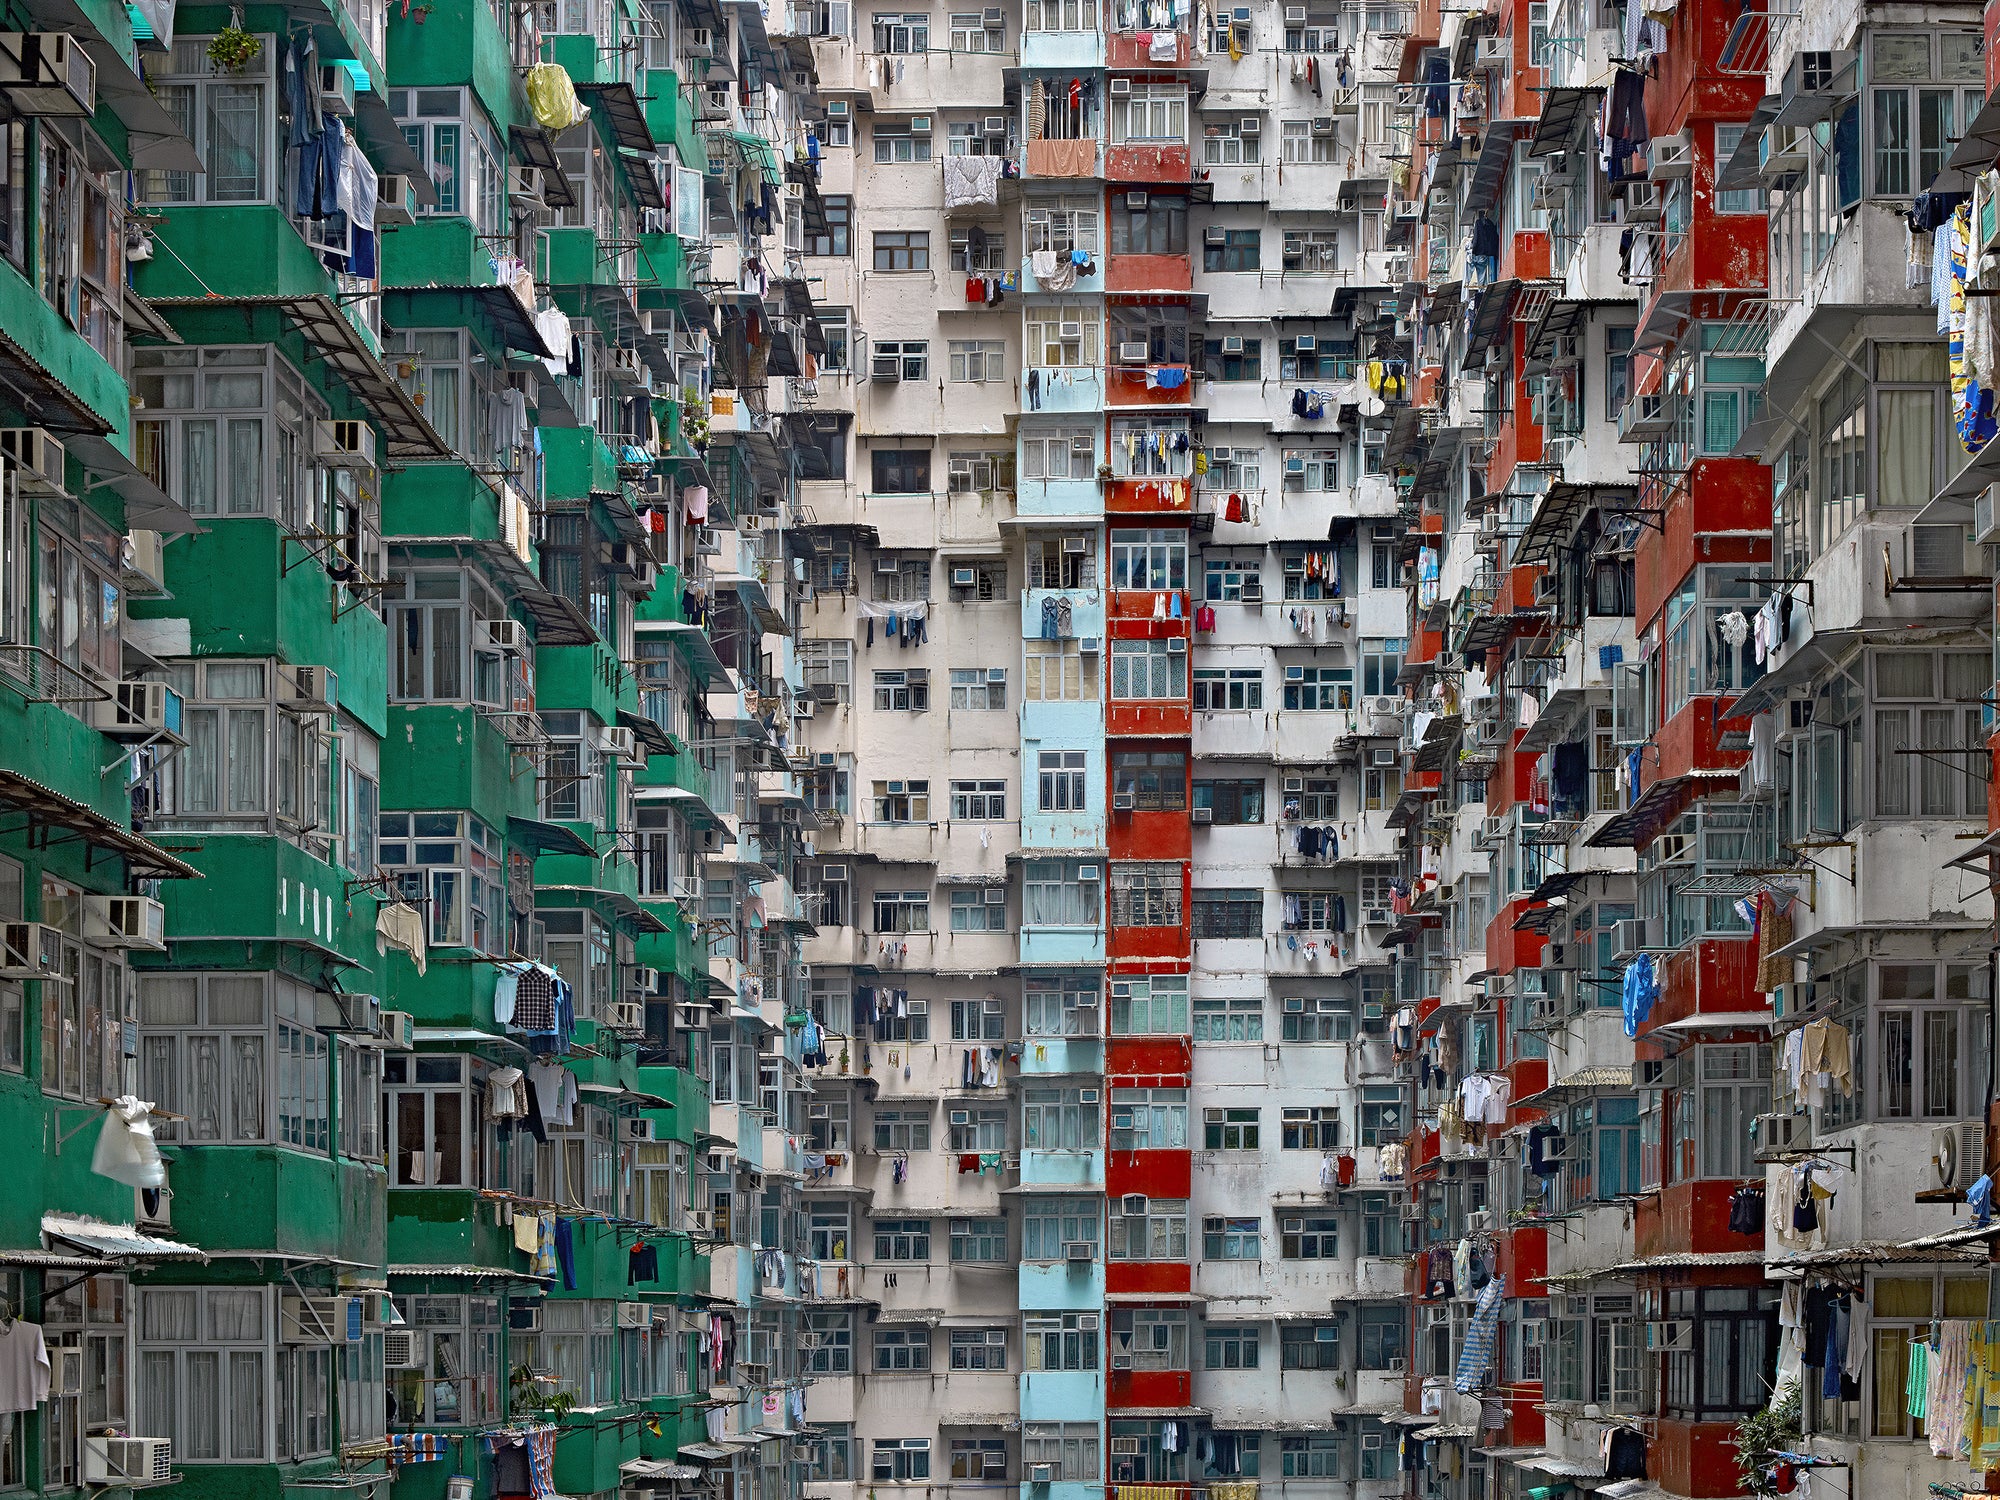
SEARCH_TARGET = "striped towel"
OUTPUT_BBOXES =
[1454,1274,1507,1393]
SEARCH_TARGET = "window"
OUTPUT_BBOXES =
[1281,1107,1341,1150]
[1283,665,1351,711]
[137,1287,273,1461]
[951,1437,1008,1479]
[1202,120,1260,165]
[809,1207,853,1262]
[948,339,1008,382]
[873,9,928,46]
[396,1296,501,1427]
[1111,415,1194,476]
[1026,1314,1100,1371]
[871,889,931,933]
[144,658,334,838]
[1114,85,1188,142]
[1024,859,1102,925]
[872,229,931,269]
[1282,997,1352,1042]
[1202,1216,1261,1260]
[143,42,277,205]
[872,671,931,712]
[1870,651,1989,819]
[1111,1308,1188,1370]
[1359,1085,1404,1146]
[800,639,855,703]
[873,1327,931,1372]
[949,1099,1007,1143]
[1360,638,1405,698]
[1025,300,1101,365]
[1111,863,1182,926]
[1873,962,1989,1120]
[873,1439,932,1481]
[871,447,932,492]
[1203,1106,1260,1148]
[1022,1086,1101,1150]
[1281,119,1337,163]
[1113,194,1190,251]
[1111,975,1189,1034]
[336,1040,382,1162]
[1863,1273,1986,1437]
[1111,528,1188,590]
[1110,1196,1189,1258]
[873,118,935,162]
[1203,340,1263,382]
[1025,642,1099,700]
[1661,1284,1778,1419]
[950,9,1000,47]
[809,1425,855,1480]
[950,669,1008,709]
[1192,888,1261,938]
[1025,976,1100,1038]
[1023,430,1098,483]
[1869,33,1984,197]
[1667,1044,1771,1180]
[385,85,506,237]
[1193,667,1263,711]
[1024,1423,1100,1479]
[873,1216,933,1256]
[378,812,505,953]
[872,555,933,604]
[1024,1199,1098,1259]
[1280,1322,1341,1369]
[1111,1088,1188,1149]
[1111,640,1188,700]
[1113,750,1186,808]
[1195,999,1263,1042]
[1208,1328,1256,1376]
[41,1275,130,1485]
[1036,750,1089,811]
[1282,1437,1342,1477]
[950,887,1009,931]
[807,194,851,255]
[807,1313,853,1374]
[140,973,332,1151]
[1203,228,1260,272]
[1193,778,1265,823]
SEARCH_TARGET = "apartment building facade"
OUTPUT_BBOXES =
[0,0,829,1493]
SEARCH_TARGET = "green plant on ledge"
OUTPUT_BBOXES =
[206,25,262,74]
[1734,1377,1801,1497]
[509,1361,577,1420]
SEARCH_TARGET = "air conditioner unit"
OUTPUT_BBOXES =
[1064,1240,1094,1261]
[1167,637,1187,653]
[82,895,166,951]
[1364,908,1390,924]
[282,1296,355,1343]
[1755,1111,1809,1154]
[984,6,1004,26]
[1190,806,1214,824]
[1295,335,1317,352]
[383,1329,430,1370]
[600,725,641,764]
[82,1436,172,1487]
[826,99,849,118]
[1078,636,1101,653]
[479,618,527,653]
[1030,1465,1057,1485]
[984,113,1007,133]
[374,173,418,227]
[1205,225,1227,244]
[1110,76,1132,95]
[0,922,61,980]
[1385,1356,1406,1373]
[617,1302,651,1328]
[280,665,337,715]
[1644,1320,1691,1352]
[0,427,63,493]
[1934,1120,1988,1192]
[509,164,547,211]
[1782,47,1855,99]
[1115,339,1151,364]
[1474,35,1509,65]
[313,419,376,468]
[1284,4,1306,20]
[1220,335,1245,354]
[1239,117,1260,135]
[689,1210,711,1234]
[91,680,183,738]
[316,63,357,116]
[1111,1354,1135,1370]
[910,115,932,133]
[1112,791,1136,810]
[623,1116,659,1143]
[1369,748,1395,767]
[1311,116,1334,134]
[0,34,95,116]
[1058,321,1084,339]
[607,999,647,1033]
[1611,917,1658,959]
[378,1010,415,1050]
[1125,191,1151,211]
[686,25,715,53]
[631,966,661,993]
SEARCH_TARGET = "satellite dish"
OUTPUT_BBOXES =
[1360,394,1385,418]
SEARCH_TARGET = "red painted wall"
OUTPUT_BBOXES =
[1654,1419,1757,1497]
[1108,1369,1191,1405]
[1105,253,1192,294]
[1104,144,1191,184]
[1642,935,1762,1030]
[1105,1260,1194,1296]
[1645,0,1766,137]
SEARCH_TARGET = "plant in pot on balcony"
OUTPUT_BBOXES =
[510,1362,577,1419]
[206,19,261,73]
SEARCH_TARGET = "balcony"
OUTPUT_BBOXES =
[1105,143,1192,184]
[1020,29,1105,69]
[1105,474,1194,513]
[1106,28,1189,66]
[1025,138,1102,178]
[1022,366,1107,413]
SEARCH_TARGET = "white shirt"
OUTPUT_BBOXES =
[0,1322,49,1412]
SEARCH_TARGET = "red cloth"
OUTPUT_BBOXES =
[966,277,985,303]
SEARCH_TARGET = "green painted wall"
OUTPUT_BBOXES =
[144,835,381,967]
[382,705,531,832]
[134,206,345,304]
[159,1146,386,1261]
[386,1187,516,1265]
[383,0,523,131]
[0,253,128,440]
[0,1079,143,1241]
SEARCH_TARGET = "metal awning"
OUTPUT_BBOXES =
[640,619,733,689]
[1517,687,1593,755]
[68,431,196,535]
[623,1459,704,1483]
[1525,296,1625,366]
[507,814,595,858]
[0,321,114,435]
[1521,869,1589,907]
[1463,125,1518,215]
[1462,278,1521,363]
[1722,627,1863,720]
[1415,1425,1480,1441]
[536,884,671,935]
[386,283,559,359]
[1719,98,1780,191]
[388,1264,555,1283]
[1649,1010,1773,1032]
[618,710,677,758]
[1529,86,1603,157]
[0,769,198,879]
[1949,91,2000,171]
[43,1214,204,1262]
[1515,1065,1633,1109]
[574,81,657,153]
[145,295,447,458]
[352,89,435,201]
[1584,769,1741,850]
[1514,483,1636,565]
[509,126,578,208]
[623,152,667,210]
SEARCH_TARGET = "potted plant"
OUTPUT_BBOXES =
[206,19,261,74]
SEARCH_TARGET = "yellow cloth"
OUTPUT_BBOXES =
[513,1208,541,1255]
[525,62,587,132]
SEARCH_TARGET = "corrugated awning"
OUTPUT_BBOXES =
[508,814,595,859]
[574,81,657,154]
[1462,278,1521,364]
[1514,1065,1635,1110]
[623,1459,704,1482]
[389,1264,555,1283]
[0,769,199,880]
[509,125,579,208]
[385,283,559,360]
[43,1214,204,1261]
[1463,125,1518,215]
[1529,86,1603,157]
[145,294,447,459]
[1585,769,1742,851]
